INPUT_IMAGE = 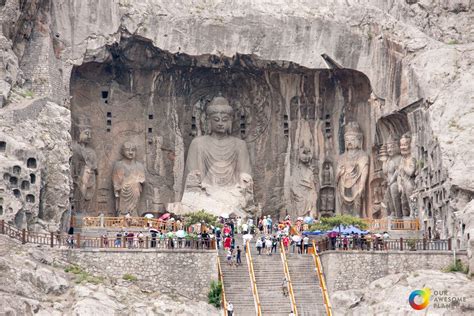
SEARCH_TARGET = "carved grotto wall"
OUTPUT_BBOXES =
[69,36,373,219]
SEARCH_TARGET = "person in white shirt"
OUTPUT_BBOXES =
[227,302,234,316]
[243,233,252,251]
[303,235,310,253]
[242,223,249,234]
[265,237,272,255]
[236,216,242,234]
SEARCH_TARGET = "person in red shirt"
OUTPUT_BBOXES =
[224,235,232,250]
[282,235,290,253]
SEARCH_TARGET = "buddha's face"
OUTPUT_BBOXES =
[299,147,312,164]
[210,113,232,135]
[79,128,91,144]
[344,134,362,151]
[386,142,401,157]
[122,143,136,160]
[400,138,411,156]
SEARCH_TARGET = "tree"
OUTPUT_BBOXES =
[310,215,368,232]
[184,210,219,227]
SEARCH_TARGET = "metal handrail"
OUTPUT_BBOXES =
[312,240,332,316]
[246,241,262,316]
[280,241,298,316]
[217,256,227,316]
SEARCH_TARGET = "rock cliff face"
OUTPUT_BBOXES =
[0,235,219,315]
[0,1,472,237]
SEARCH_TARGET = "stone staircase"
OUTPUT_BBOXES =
[287,253,326,316]
[251,247,293,316]
[218,251,256,315]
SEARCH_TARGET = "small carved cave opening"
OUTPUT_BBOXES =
[69,36,372,218]
[26,194,35,203]
[12,165,21,175]
[13,189,20,198]
[0,141,6,152]
[9,176,18,186]
[30,173,36,184]
[27,158,37,169]
[21,180,30,190]
[0,205,3,216]
[3,173,10,181]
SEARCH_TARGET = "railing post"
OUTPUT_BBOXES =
[400,237,403,251]
[423,238,426,251]
[0,220,4,234]
[21,229,26,244]
[76,233,81,248]
[448,238,452,251]
[145,236,149,249]
[100,236,104,248]
[50,232,54,248]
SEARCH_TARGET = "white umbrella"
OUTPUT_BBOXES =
[292,235,302,242]
[144,214,154,219]
[176,230,187,238]
[221,213,229,219]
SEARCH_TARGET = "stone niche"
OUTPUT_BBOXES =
[70,37,373,218]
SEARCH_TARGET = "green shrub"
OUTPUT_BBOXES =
[122,273,138,282]
[208,280,222,308]
[444,259,468,274]
[64,265,103,284]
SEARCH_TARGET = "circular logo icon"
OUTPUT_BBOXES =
[409,288,431,310]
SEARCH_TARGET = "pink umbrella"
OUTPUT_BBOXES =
[159,213,171,220]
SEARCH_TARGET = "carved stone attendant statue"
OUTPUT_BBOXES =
[290,146,318,218]
[380,135,402,218]
[336,122,369,217]
[112,142,146,216]
[180,96,255,217]
[397,133,416,217]
[72,116,97,213]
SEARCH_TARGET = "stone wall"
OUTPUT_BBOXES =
[53,248,217,301]
[320,250,468,292]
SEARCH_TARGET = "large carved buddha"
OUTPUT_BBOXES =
[180,96,254,217]
[336,122,369,217]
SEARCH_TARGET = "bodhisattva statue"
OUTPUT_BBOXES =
[112,142,145,216]
[290,146,318,218]
[336,122,369,217]
[397,133,416,217]
[380,135,402,218]
[72,116,97,213]
[181,96,254,217]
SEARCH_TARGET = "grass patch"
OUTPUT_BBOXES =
[64,264,104,284]
[443,259,469,274]
[208,280,222,308]
[122,273,138,282]
[447,39,459,45]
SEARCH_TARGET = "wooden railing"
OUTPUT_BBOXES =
[315,237,451,252]
[363,218,420,231]
[280,241,298,316]
[246,241,262,316]
[217,256,227,316]
[81,216,181,231]
[0,219,216,250]
[312,240,333,316]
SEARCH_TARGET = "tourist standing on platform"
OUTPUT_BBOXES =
[115,231,122,247]
[283,235,290,253]
[242,222,248,234]
[271,235,278,253]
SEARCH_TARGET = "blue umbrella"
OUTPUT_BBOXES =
[304,216,314,224]
[327,225,368,235]
[303,230,323,236]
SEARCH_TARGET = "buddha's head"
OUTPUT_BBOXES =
[206,96,233,136]
[75,115,92,144]
[344,122,363,151]
[299,146,312,165]
[386,135,401,157]
[400,133,412,156]
[121,141,137,160]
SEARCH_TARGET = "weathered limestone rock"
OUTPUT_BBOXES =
[0,99,71,232]
[332,270,474,315]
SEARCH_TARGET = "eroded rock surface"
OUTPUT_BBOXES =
[0,235,219,316]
